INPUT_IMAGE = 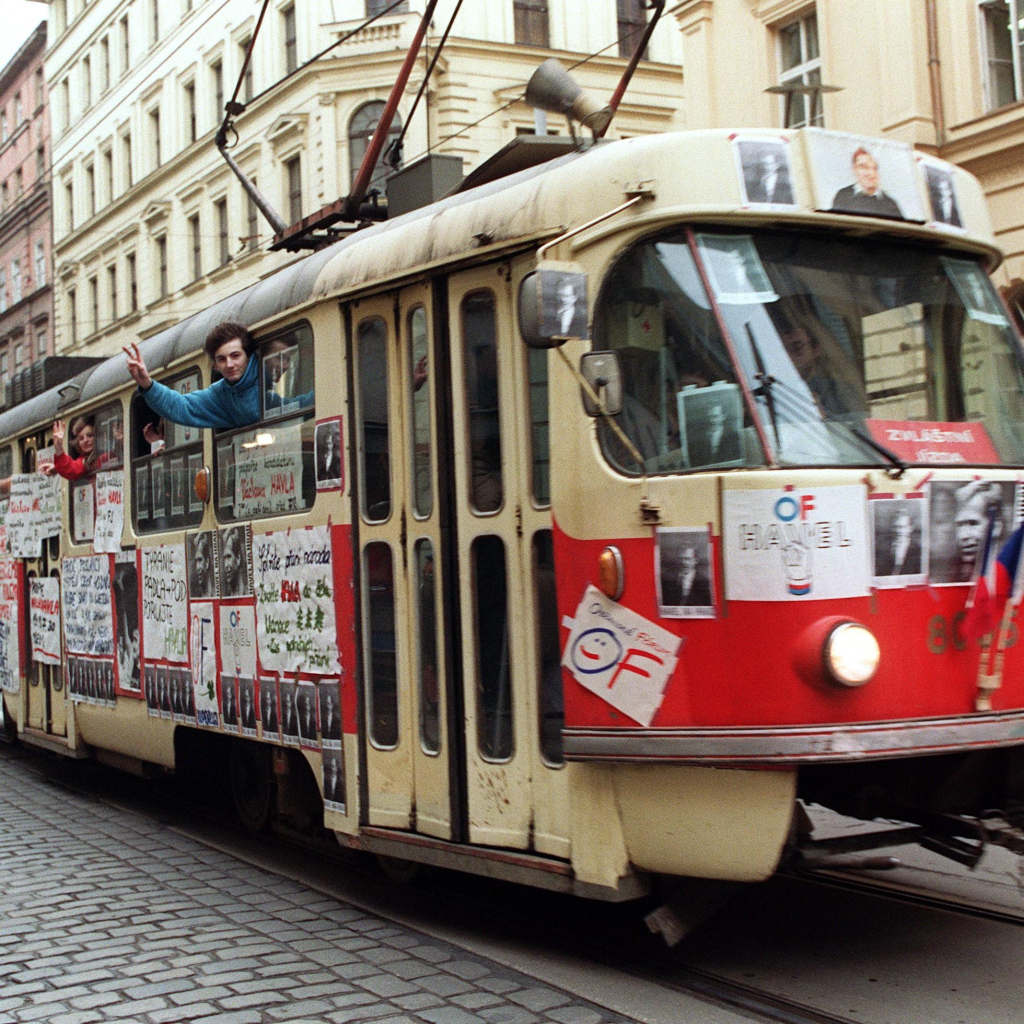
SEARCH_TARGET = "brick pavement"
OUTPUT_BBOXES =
[0,751,637,1024]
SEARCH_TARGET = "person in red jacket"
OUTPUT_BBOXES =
[49,416,97,481]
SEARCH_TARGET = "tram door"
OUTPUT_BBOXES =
[353,286,453,838]
[21,432,66,738]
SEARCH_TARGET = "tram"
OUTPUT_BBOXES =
[2,125,1023,907]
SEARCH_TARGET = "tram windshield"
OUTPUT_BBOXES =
[595,228,1024,473]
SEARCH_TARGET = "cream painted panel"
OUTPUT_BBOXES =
[567,764,632,889]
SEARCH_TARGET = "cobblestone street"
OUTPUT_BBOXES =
[0,751,636,1024]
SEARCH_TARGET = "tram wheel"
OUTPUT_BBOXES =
[377,854,421,884]
[229,741,274,833]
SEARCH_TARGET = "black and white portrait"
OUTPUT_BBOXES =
[322,748,345,812]
[297,681,319,748]
[656,527,716,619]
[217,440,235,510]
[218,525,252,599]
[871,497,926,588]
[157,665,171,718]
[678,383,745,469]
[220,674,239,729]
[135,464,150,522]
[179,668,195,720]
[113,558,140,694]
[318,679,341,749]
[152,459,166,519]
[169,669,184,720]
[924,162,962,229]
[695,233,777,305]
[538,270,588,340]
[279,679,299,745]
[260,677,280,738]
[735,137,795,207]
[239,677,257,736]
[145,665,158,716]
[315,418,343,491]
[928,480,1016,585]
[187,531,218,600]
[807,131,923,222]
[942,256,1008,327]
[170,456,185,517]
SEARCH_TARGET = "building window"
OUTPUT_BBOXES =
[150,107,161,169]
[15,93,23,125]
[14,343,23,374]
[121,15,130,74]
[151,0,160,46]
[189,214,201,279]
[982,1,1024,109]
[68,288,77,343]
[366,1,408,12]
[127,253,137,311]
[348,101,402,190]
[36,329,47,358]
[89,276,99,335]
[617,0,648,59]
[65,181,74,232]
[11,261,21,304]
[211,60,224,123]
[514,0,549,47]
[156,235,167,296]
[108,264,117,323]
[1,183,6,211]
[61,78,70,131]
[34,67,44,110]
[283,5,297,74]
[83,56,92,110]
[286,156,302,224]
[14,168,22,198]
[215,198,229,265]
[778,10,823,128]
[34,240,45,288]
[0,270,6,313]
[102,148,113,203]
[1,112,7,144]
[86,163,96,218]
[123,131,133,189]
[184,81,196,143]
[100,37,110,93]
[246,179,258,250]
[239,38,254,102]
[37,144,45,180]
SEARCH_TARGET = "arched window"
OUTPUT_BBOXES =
[348,101,403,191]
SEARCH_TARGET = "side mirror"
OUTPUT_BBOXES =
[518,264,590,349]
[579,351,622,417]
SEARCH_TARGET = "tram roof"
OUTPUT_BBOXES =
[0,129,996,443]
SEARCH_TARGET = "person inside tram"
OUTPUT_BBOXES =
[47,416,98,481]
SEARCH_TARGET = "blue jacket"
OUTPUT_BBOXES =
[140,355,260,429]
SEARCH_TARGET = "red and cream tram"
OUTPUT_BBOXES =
[1,126,1022,904]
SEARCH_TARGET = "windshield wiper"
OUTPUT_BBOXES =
[846,424,907,476]
[745,324,780,450]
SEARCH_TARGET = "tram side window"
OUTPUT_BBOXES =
[358,317,391,522]
[364,541,398,749]
[69,401,125,544]
[408,306,432,519]
[414,538,440,755]
[533,530,562,765]
[462,291,503,513]
[473,534,513,761]
[0,447,12,479]
[528,348,550,506]
[131,371,204,534]
[214,324,316,522]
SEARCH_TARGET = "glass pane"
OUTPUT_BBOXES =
[365,541,398,748]
[414,539,440,754]
[528,347,550,505]
[94,404,123,468]
[461,292,503,512]
[408,306,432,518]
[533,530,562,765]
[261,329,315,420]
[779,22,802,71]
[595,236,765,475]
[473,535,512,761]
[804,14,819,61]
[359,317,391,521]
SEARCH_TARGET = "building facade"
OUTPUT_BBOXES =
[45,0,685,358]
[0,21,51,399]
[671,0,1024,316]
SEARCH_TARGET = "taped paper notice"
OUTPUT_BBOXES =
[7,474,61,557]
[189,601,219,728]
[29,577,61,666]
[0,558,21,692]
[561,585,681,727]
[62,555,114,657]
[94,471,124,553]
[723,486,870,601]
[141,545,188,663]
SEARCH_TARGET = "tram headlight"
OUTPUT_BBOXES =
[824,623,880,687]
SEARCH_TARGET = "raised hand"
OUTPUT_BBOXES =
[123,342,152,389]
[52,419,66,455]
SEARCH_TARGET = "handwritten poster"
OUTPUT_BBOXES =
[252,525,339,674]
[7,474,62,557]
[188,601,219,727]
[234,422,305,519]
[219,603,257,678]
[29,577,61,666]
[36,445,55,475]
[72,481,94,543]
[62,554,114,657]
[142,545,188,663]
[94,471,124,553]
[0,499,9,555]
[0,558,21,692]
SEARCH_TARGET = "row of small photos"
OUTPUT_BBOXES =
[67,657,117,708]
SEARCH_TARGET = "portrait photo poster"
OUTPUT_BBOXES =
[869,494,928,590]
[314,417,344,492]
[917,153,965,233]
[732,135,797,209]
[694,233,778,306]
[655,526,716,619]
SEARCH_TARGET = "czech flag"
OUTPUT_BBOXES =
[963,521,1024,640]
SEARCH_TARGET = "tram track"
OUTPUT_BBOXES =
[6,744,1022,1024]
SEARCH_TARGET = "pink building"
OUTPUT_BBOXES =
[0,21,50,404]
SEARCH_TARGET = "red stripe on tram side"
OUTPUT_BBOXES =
[330,522,358,735]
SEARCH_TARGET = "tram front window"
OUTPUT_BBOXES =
[596,229,1024,472]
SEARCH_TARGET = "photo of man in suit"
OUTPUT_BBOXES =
[656,528,716,619]
[260,679,280,736]
[831,147,904,219]
[926,164,962,228]
[872,499,925,586]
[738,140,795,206]
[315,419,342,491]
[679,384,745,469]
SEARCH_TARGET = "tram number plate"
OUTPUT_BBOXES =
[927,613,1018,655]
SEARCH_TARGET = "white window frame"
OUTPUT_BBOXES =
[777,9,822,128]
[34,240,45,288]
[980,0,1024,110]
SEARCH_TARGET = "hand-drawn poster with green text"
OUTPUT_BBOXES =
[142,545,188,663]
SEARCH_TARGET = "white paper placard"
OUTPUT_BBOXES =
[62,554,114,656]
[7,474,62,557]
[219,603,257,678]
[141,545,188,663]
[252,525,339,674]
[29,577,62,666]
[189,601,219,727]
[723,485,870,601]
[561,585,682,728]
[234,421,305,519]
[0,558,21,692]
[93,471,125,553]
